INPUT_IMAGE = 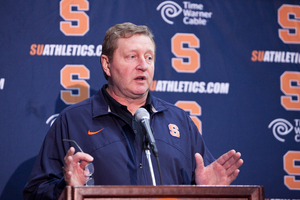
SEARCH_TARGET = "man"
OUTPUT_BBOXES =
[23,22,243,199]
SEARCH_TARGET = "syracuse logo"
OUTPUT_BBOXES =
[169,124,180,138]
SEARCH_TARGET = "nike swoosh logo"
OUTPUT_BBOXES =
[88,128,104,135]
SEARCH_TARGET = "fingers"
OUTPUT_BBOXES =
[73,152,94,164]
[63,147,94,186]
[227,169,241,184]
[217,149,236,166]
[64,147,76,174]
[217,150,242,169]
[226,157,243,176]
[194,150,243,185]
[216,149,243,183]
[63,147,75,184]
[224,152,242,170]
[64,147,94,170]
[195,153,205,171]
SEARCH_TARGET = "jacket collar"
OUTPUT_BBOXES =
[91,89,110,118]
[91,86,169,118]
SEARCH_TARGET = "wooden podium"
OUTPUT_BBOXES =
[61,185,264,200]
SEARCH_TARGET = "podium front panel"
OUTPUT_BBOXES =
[62,185,264,200]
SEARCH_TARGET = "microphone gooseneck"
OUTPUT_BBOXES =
[134,107,163,185]
[134,108,158,157]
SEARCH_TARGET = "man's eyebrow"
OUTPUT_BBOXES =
[124,48,137,52]
[145,48,155,53]
[124,48,154,54]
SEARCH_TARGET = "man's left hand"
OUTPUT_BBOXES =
[195,150,243,185]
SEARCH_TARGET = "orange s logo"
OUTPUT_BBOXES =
[60,65,90,104]
[60,0,89,36]
[284,151,300,190]
[278,4,300,44]
[171,33,200,73]
[169,124,180,138]
[281,71,300,111]
[175,101,202,134]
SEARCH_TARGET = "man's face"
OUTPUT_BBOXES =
[104,34,155,100]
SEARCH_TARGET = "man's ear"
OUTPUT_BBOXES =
[101,55,111,77]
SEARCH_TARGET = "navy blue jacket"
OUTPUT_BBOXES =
[23,89,215,200]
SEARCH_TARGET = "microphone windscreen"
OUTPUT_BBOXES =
[134,107,150,122]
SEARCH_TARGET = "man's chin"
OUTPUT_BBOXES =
[132,88,149,97]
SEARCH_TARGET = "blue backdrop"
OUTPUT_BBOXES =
[0,0,299,199]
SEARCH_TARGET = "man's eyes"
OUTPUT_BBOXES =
[126,54,153,62]
[146,55,154,62]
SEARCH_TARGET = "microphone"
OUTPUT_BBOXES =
[134,107,163,185]
[134,108,158,157]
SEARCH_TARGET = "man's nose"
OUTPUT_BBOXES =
[136,57,148,71]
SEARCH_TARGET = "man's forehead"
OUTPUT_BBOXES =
[117,35,155,52]
[119,34,153,44]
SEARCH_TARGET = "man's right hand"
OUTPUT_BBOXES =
[63,147,94,186]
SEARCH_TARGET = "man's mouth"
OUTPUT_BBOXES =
[135,76,146,80]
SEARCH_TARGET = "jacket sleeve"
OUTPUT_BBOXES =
[23,116,68,200]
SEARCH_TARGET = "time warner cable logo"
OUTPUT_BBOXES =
[268,118,300,142]
[157,1,213,25]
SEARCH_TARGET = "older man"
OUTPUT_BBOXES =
[23,22,243,200]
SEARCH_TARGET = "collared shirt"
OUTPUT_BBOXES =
[101,84,152,128]
[101,84,153,155]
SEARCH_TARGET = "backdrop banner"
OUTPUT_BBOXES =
[0,0,299,199]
